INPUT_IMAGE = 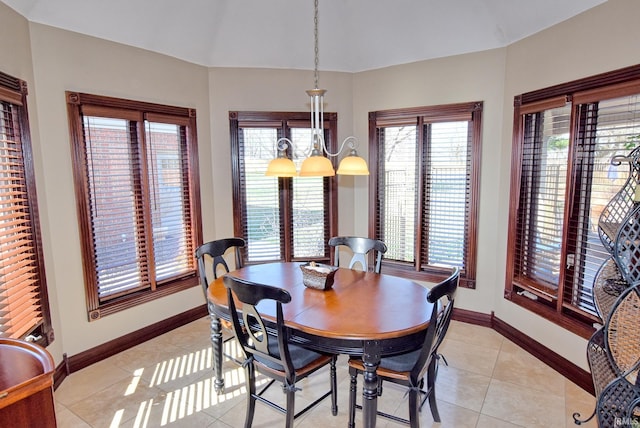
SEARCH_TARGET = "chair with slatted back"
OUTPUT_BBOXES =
[347,267,459,427]
[328,236,387,273]
[195,237,245,364]
[223,275,338,428]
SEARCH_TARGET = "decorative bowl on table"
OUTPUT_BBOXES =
[300,262,338,290]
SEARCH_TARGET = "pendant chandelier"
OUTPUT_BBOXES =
[265,0,369,177]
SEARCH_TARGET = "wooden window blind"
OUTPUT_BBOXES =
[370,102,482,288]
[290,127,330,259]
[421,121,472,270]
[145,118,195,283]
[230,112,337,264]
[377,125,418,263]
[513,104,572,300]
[67,92,202,320]
[238,126,284,261]
[507,64,640,337]
[0,71,52,345]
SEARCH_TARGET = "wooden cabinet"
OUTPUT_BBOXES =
[0,338,56,427]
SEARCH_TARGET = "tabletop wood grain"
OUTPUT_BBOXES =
[208,262,433,341]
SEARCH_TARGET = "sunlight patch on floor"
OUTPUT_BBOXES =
[108,345,273,428]
[148,347,212,387]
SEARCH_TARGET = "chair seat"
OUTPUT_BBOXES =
[348,355,415,382]
[256,342,334,374]
[379,349,421,373]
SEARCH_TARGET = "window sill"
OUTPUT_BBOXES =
[381,263,475,289]
[87,274,199,321]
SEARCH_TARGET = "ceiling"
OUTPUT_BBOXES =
[2,0,606,73]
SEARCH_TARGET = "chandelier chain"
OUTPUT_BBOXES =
[313,0,319,89]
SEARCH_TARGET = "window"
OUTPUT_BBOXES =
[229,111,337,263]
[0,71,53,346]
[67,92,202,320]
[369,102,482,288]
[506,65,640,337]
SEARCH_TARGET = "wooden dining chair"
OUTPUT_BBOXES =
[223,275,338,428]
[195,237,245,364]
[347,267,459,427]
[328,236,387,273]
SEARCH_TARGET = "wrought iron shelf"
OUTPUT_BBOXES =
[574,148,640,427]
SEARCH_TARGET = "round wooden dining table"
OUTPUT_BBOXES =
[207,261,433,428]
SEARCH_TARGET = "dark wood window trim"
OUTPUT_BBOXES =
[369,102,482,288]
[0,71,53,346]
[506,64,640,339]
[67,92,202,321]
[229,111,338,264]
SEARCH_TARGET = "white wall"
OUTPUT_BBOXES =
[3,0,640,371]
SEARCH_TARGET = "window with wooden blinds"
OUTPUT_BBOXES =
[230,111,337,264]
[507,64,640,338]
[514,104,571,299]
[67,92,202,320]
[370,102,482,288]
[0,71,52,346]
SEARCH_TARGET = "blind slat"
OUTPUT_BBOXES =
[513,91,640,317]
[0,92,46,341]
[81,114,196,301]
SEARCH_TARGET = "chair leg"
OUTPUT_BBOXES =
[285,384,295,428]
[348,367,357,428]
[330,356,338,416]
[408,387,420,428]
[244,364,256,428]
[425,359,440,423]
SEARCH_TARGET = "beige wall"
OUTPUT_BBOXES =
[26,23,211,359]
[0,3,65,360]
[3,0,640,370]
[0,3,32,78]
[493,0,640,367]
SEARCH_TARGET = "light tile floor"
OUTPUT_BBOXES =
[54,318,597,427]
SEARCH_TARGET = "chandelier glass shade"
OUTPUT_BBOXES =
[299,151,335,177]
[336,149,370,175]
[264,147,297,177]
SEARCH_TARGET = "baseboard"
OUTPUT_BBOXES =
[53,305,593,396]
[451,309,593,395]
[451,307,493,327]
[53,305,207,389]
[490,315,594,395]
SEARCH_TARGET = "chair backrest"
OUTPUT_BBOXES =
[195,238,245,298]
[410,267,459,381]
[223,275,297,378]
[328,236,387,273]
